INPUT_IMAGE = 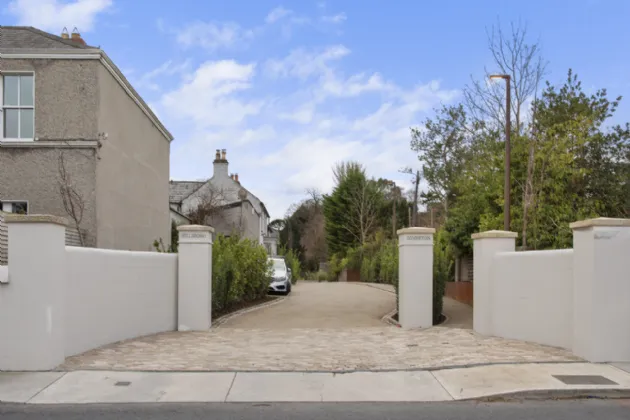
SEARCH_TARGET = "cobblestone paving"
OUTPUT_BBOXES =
[60,283,580,372]
[60,326,581,372]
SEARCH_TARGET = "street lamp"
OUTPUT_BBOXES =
[489,74,511,232]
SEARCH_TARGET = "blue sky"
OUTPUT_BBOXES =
[3,0,630,219]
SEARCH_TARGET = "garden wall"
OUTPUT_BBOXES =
[65,247,178,357]
[490,249,573,349]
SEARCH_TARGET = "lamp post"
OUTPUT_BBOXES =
[489,74,511,231]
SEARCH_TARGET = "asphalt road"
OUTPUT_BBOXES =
[2,400,630,420]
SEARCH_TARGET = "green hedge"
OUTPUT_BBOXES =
[433,228,453,324]
[212,235,272,316]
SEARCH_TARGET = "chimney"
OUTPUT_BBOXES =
[229,173,234,180]
[235,173,239,183]
[213,147,229,178]
[61,27,69,40]
[70,27,86,46]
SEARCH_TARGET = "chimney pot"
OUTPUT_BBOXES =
[215,149,221,160]
[221,149,227,160]
[70,27,86,45]
[235,173,239,183]
[61,27,69,39]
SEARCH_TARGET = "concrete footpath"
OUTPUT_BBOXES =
[2,362,630,404]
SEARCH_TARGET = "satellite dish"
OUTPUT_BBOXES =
[238,188,248,200]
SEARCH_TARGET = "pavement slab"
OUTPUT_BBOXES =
[320,371,452,402]
[432,362,630,400]
[0,372,65,403]
[612,363,630,374]
[227,372,329,402]
[28,371,235,404]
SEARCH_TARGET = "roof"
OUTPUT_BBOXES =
[0,26,174,142]
[169,181,205,204]
[0,26,97,50]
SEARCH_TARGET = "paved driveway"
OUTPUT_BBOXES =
[219,281,395,328]
[60,282,581,372]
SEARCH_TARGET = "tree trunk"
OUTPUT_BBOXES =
[522,141,535,249]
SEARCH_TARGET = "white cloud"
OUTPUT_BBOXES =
[165,47,459,219]
[160,60,262,128]
[133,60,192,92]
[321,12,346,24]
[265,6,292,23]
[265,45,350,79]
[7,0,112,32]
[174,21,254,52]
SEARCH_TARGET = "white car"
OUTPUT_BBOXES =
[269,257,292,295]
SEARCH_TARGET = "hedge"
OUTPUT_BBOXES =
[212,234,272,316]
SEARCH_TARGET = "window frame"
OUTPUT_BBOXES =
[0,72,35,142]
[0,200,29,215]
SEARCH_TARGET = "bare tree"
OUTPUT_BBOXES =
[57,151,86,246]
[300,188,327,262]
[345,179,379,246]
[464,19,547,134]
[464,19,547,248]
[186,183,227,225]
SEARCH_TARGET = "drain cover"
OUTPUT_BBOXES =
[114,381,131,387]
[552,375,618,385]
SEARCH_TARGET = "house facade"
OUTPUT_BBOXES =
[0,26,173,250]
[169,149,276,250]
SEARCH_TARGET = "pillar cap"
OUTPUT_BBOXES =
[397,227,435,236]
[471,230,518,240]
[4,214,68,226]
[570,217,630,230]
[177,224,215,233]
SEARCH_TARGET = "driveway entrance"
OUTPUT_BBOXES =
[219,281,395,329]
[60,282,581,372]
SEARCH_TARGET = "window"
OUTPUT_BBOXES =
[0,201,28,214]
[1,74,34,140]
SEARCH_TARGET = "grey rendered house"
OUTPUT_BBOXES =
[169,149,278,253]
[0,26,173,250]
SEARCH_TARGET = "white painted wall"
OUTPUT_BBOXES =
[491,249,574,349]
[65,246,178,357]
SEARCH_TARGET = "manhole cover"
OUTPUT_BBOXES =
[114,381,131,387]
[552,375,618,385]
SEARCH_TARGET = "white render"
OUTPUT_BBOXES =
[572,221,630,362]
[491,249,574,349]
[64,247,177,357]
[472,231,517,335]
[177,225,214,331]
[397,227,435,329]
[0,215,67,370]
[473,217,630,363]
[0,214,216,371]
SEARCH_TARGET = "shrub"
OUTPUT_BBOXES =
[433,228,454,324]
[280,247,301,284]
[317,271,328,282]
[212,235,272,316]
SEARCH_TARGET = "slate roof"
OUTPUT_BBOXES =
[169,181,205,204]
[0,26,98,50]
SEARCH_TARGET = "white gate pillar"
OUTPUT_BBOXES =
[177,225,214,331]
[571,217,630,362]
[471,230,517,335]
[397,227,435,329]
[0,215,67,370]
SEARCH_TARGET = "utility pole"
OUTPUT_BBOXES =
[412,170,420,227]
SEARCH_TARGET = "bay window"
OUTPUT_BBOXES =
[1,74,34,140]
